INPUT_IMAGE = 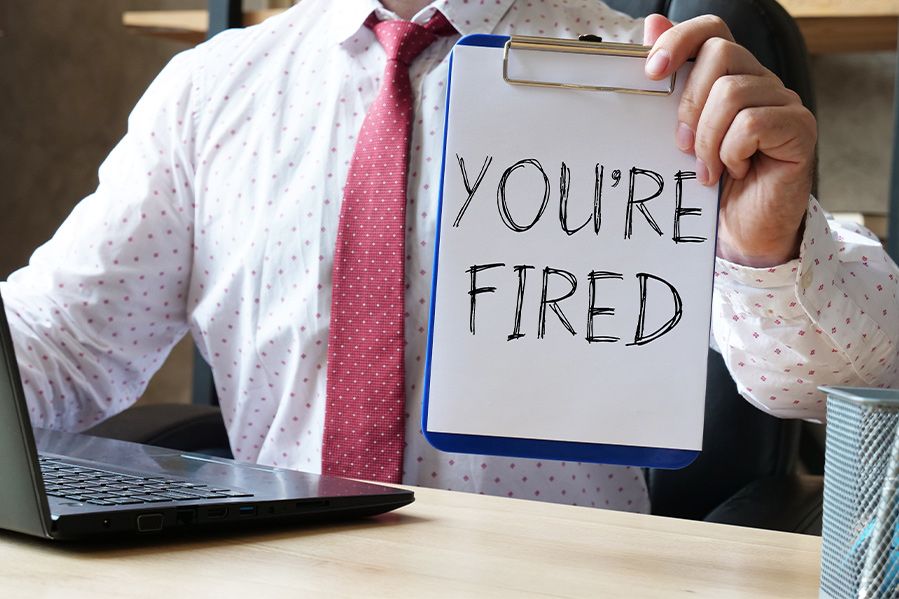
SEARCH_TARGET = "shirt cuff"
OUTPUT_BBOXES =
[716,196,896,385]
[794,200,896,384]
[713,194,810,321]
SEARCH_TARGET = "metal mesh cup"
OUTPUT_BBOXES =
[820,386,899,599]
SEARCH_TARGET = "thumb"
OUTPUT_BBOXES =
[643,13,674,46]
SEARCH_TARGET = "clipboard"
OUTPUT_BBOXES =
[422,34,720,469]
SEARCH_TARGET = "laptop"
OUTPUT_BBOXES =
[0,294,413,540]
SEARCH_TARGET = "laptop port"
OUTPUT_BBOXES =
[206,506,228,520]
[175,509,195,526]
[136,513,164,532]
[238,505,256,517]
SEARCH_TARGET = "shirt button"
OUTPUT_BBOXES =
[800,268,813,290]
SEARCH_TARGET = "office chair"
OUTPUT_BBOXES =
[87,0,825,533]
[600,0,823,534]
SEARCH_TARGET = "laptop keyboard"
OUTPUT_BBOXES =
[39,455,253,506]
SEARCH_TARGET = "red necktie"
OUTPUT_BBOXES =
[323,12,455,483]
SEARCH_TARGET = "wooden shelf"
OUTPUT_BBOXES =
[123,5,899,54]
[799,16,899,54]
[780,0,899,19]
[122,9,281,45]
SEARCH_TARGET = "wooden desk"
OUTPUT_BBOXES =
[0,485,820,597]
[124,2,899,54]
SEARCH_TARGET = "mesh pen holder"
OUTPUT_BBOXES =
[821,386,899,599]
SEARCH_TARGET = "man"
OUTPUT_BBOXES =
[3,0,896,512]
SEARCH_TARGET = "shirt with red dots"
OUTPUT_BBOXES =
[4,0,898,513]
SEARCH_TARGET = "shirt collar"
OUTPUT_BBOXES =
[333,0,383,45]
[335,0,517,45]
[432,0,516,37]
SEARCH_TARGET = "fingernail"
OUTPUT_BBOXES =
[645,49,670,77]
[696,159,709,185]
[676,122,694,152]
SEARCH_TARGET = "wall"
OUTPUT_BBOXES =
[0,0,210,406]
[813,52,896,216]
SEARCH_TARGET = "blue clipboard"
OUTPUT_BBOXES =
[422,34,719,470]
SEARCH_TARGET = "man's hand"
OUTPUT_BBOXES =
[643,15,817,268]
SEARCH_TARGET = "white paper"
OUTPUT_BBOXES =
[426,44,717,451]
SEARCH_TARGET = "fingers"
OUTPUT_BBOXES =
[679,39,776,147]
[643,14,674,46]
[644,15,734,80]
[693,74,800,184]
[644,15,811,187]
[718,104,817,182]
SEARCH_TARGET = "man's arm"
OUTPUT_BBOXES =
[641,15,899,419]
[0,49,199,431]
[643,14,815,268]
[713,199,899,421]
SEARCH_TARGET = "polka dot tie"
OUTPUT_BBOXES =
[323,12,455,483]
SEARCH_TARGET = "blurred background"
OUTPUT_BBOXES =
[0,1,895,406]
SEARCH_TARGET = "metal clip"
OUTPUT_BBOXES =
[502,35,676,96]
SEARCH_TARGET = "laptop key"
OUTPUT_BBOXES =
[110,498,143,505]
[165,489,216,497]
[155,492,198,501]
[99,491,131,497]
[83,493,119,500]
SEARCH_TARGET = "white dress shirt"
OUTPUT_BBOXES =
[713,202,899,418]
[4,0,898,513]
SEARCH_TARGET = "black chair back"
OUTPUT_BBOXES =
[602,0,815,519]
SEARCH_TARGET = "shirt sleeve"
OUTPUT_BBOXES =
[711,196,899,422]
[0,48,199,431]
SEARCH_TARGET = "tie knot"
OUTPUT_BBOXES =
[368,11,455,66]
